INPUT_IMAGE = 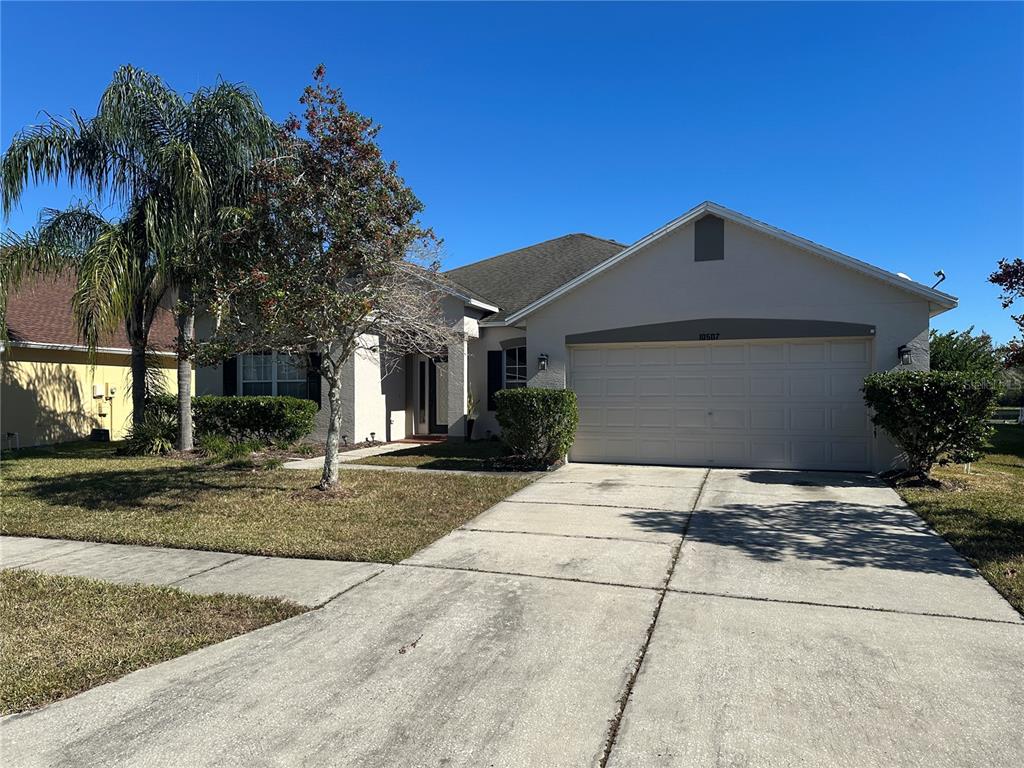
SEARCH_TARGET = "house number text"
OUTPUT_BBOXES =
[698,333,720,341]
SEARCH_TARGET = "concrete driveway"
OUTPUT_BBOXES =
[3,465,1022,767]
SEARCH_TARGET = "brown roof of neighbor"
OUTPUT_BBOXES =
[4,271,177,352]
[445,233,626,323]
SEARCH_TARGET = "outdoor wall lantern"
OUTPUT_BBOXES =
[897,345,913,366]
[537,353,549,371]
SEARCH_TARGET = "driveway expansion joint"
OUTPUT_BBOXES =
[458,526,680,546]
[502,498,691,514]
[399,561,661,593]
[316,565,392,608]
[598,467,712,767]
[666,587,1024,627]
[542,479,703,490]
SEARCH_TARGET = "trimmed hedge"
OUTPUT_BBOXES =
[150,394,316,446]
[495,388,579,465]
[862,370,997,479]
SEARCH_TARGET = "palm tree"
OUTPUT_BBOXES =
[1,202,167,428]
[2,65,276,449]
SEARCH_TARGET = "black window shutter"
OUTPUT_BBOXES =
[486,350,502,411]
[223,357,238,396]
[306,352,322,409]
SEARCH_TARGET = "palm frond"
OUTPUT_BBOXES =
[1,117,96,215]
[0,203,113,337]
[72,221,142,354]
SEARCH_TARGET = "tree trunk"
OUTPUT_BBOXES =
[319,371,345,489]
[126,295,152,428]
[175,284,195,451]
[130,344,147,427]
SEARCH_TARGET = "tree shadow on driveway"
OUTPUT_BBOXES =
[625,499,979,577]
[732,470,887,489]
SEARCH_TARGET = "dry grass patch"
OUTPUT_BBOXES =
[1,442,531,562]
[0,569,302,714]
[898,425,1024,616]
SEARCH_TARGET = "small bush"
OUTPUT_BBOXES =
[121,412,177,456]
[150,394,316,446]
[196,433,232,458]
[862,370,997,479]
[195,433,258,462]
[495,388,579,466]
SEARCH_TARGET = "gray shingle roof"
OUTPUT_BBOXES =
[445,233,626,323]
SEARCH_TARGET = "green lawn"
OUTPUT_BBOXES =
[356,439,517,471]
[898,425,1024,616]
[1,442,531,563]
[0,569,303,714]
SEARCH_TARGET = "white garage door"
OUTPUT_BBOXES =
[569,339,873,471]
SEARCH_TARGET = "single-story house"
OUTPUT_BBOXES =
[1,272,181,447]
[196,201,957,472]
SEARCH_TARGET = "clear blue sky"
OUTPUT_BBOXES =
[2,1,1022,341]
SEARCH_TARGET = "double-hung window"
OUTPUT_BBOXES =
[275,354,308,398]
[240,352,308,398]
[503,346,527,389]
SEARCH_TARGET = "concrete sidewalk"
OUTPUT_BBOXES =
[281,440,423,470]
[0,536,386,607]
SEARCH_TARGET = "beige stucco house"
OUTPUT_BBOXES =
[196,202,957,473]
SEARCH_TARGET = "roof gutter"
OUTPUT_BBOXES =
[3,340,176,358]
[466,297,500,313]
[412,269,501,314]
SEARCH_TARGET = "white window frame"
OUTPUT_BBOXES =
[503,346,527,389]
[274,353,308,398]
[238,351,308,397]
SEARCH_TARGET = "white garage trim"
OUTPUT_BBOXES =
[569,337,874,472]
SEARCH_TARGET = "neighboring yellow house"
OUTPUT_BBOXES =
[1,273,182,447]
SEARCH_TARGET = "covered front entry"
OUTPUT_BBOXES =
[568,338,873,471]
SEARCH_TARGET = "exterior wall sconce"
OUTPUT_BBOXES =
[898,345,913,366]
[537,353,549,371]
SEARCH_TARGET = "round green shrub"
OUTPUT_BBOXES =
[494,388,579,466]
[862,370,997,479]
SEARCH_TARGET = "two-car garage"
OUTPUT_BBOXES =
[569,337,874,472]
[495,202,959,475]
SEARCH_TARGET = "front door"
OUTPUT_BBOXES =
[414,356,448,435]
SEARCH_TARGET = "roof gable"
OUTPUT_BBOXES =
[503,202,958,324]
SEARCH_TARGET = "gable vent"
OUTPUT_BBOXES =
[694,214,725,261]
